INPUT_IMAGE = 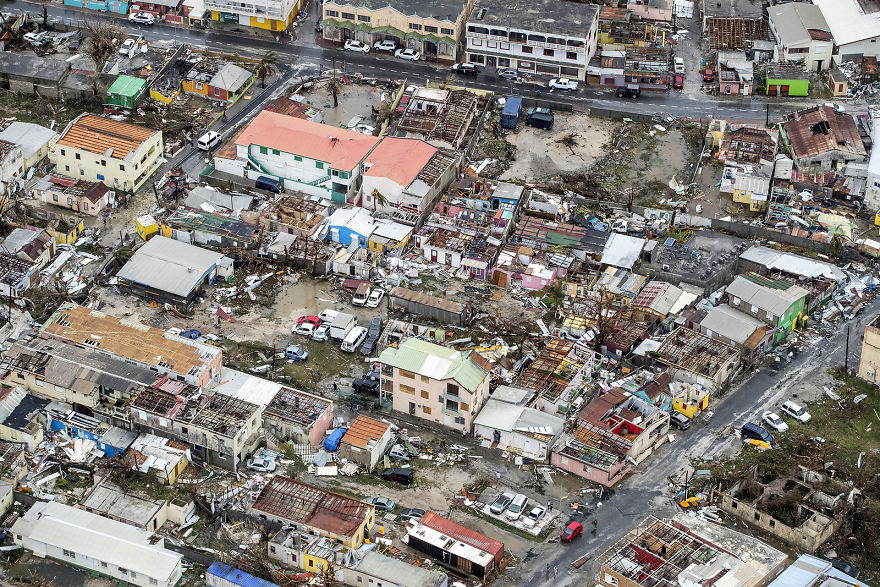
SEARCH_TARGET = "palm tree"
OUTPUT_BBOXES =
[370,189,389,212]
[256,50,279,88]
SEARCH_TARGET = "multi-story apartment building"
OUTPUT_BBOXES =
[50,114,163,193]
[321,0,475,62]
[205,0,301,32]
[377,338,491,433]
[464,0,600,80]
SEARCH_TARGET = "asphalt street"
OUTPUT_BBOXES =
[5,0,869,123]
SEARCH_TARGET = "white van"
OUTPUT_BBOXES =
[197,131,221,151]
[341,326,368,352]
[505,494,529,521]
[352,283,371,306]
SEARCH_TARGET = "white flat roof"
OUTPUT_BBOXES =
[207,367,281,407]
[813,0,880,46]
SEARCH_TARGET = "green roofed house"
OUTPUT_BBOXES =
[725,272,808,343]
[766,64,810,97]
[106,75,146,109]
[377,338,491,433]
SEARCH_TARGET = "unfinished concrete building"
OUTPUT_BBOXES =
[655,327,741,391]
[129,375,262,470]
[242,194,330,238]
[596,515,788,587]
[395,88,479,150]
[260,232,335,276]
[262,386,334,448]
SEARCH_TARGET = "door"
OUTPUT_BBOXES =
[487,55,497,67]
[523,438,533,456]
[431,249,437,262]
[444,414,451,426]
[409,402,416,415]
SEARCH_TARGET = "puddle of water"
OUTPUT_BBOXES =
[270,277,384,324]
[633,129,692,184]
[297,84,384,128]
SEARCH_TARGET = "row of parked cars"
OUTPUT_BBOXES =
[741,400,811,447]
[489,492,545,527]
[343,40,421,61]
[292,310,384,356]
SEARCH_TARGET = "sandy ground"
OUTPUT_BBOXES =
[501,113,617,181]
[295,81,388,128]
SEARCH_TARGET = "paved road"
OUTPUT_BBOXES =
[517,297,877,586]
[5,0,868,122]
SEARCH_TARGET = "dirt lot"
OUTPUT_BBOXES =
[500,113,617,182]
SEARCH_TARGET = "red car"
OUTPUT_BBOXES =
[297,315,322,327]
[673,74,684,89]
[561,521,583,542]
[703,68,714,82]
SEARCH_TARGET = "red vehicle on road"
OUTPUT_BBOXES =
[561,521,583,542]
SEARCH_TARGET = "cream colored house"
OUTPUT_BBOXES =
[50,114,163,193]
[377,338,491,433]
[321,0,475,61]
[859,314,880,384]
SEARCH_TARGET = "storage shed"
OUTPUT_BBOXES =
[501,96,523,129]
[106,75,146,109]
[388,286,468,325]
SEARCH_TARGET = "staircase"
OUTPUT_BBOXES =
[307,175,331,186]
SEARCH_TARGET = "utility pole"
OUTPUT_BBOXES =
[844,323,851,373]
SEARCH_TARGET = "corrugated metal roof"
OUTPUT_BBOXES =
[377,338,488,393]
[116,236,224,297]
[701,305,766,345]
[419,511,504,563]
[207,562,279,587]
[56,113,157,160]
[725,275,808,316]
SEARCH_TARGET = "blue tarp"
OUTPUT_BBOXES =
[324,428,347,452]
[207,562,279,587]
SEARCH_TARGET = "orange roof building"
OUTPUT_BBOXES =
[338,415,393,471]
[50,113,163,192]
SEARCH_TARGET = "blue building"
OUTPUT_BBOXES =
[63,0,129,14]
[206,562,280,587]
[325,207,375,248]
[47,407,136,457]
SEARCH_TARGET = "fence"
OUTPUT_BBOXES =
[711,218,834,254]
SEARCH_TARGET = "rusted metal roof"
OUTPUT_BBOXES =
[56,114,157,159]
[419,512,504,564]
[340,415,390,449]
[783,105,866,160]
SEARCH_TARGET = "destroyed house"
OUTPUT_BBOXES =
[32,175,113,216]
[416,226,499,278]
[242,194,330,237]
[596,515,788,587]
[511,215,589,255]
[407,511,503,580]
[551,409,632,487]
[41,303,222,388]
[161,208,261,249]
[264,96,323,122]
[388,286,469,325]
[129,375,261,470]
[781,106,867,170]
[126,433,188,485]
[701,0,768,49]
[738,245,845,308]
[0,251,39,297]
[655,327,741,391]
[492,243,572,290]
[718,126,778,168]
[395,88,479,150]
[250,476,375,548]
[46,407,136,457]
[725,273,808,342]
[1,226,55,268]
[262,385,334,448]
[0,387,48,450]
[260,232,335,275]
[517,338,594,413]
[624,46,671,90]
[181,62,253,104]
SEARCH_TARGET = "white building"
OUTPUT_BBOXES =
[0,139,24,195]
[768,2,832,72]
[814,0,880,63]
[215,111,379,205]
[464,0,600,81]
[472,398,564,461]
[866,119,880,210]
[0,122,57,169]
[11,501,183,587]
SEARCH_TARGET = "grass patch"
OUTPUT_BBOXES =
[282,338,365,390]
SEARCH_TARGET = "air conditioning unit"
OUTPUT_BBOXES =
[662,264,670,271]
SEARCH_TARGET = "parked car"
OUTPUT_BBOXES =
[360,336,378,356]
[548,78,578,91]
[294,322,316,336]
[128,11,155,24]
[824,102,845,113]
[497,68,520,80]
[167,327,183,336]
[451,63,480,76]
[374,39,397,52]
[352,284,371,306]
[119,38,137,55]
[489,492,515,515]
[522,505,546,528]
[312,324,331,342]
[364,496,396,511]
[395,48,421,61]
[560,521,583,542]
[617,84,641,98]
[762,411,789,433]
[318,309,338,324]
[284,345,308,362]
[673,74,684,89]
[344,40,370,53]
[830,560,860,579]
[368,317,382,339]
[670,412,691,430]
[255,175,281,193]
[352,375,379,395]
[399,508,425,523]
[381,467,413,485]
[366,288,385,308]
[780,400,811,423]
[181,329,201,339]
[741,422,774,445]
[505,494,529,521]
[315,19,323,32]
[703,68,714,82]
[246,457,277,472]
[525,111,554,130]
[388,445,412,461]
[297,315,322,327]
[198,131,221,151]
[673,57,685,73]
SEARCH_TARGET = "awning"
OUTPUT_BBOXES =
[341,278,371,289]
[461,258,488,270]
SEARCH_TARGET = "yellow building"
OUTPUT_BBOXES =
[50,114,163,194]
[206,0,300,31]
[321,0,475,61]
[731,174,770,212]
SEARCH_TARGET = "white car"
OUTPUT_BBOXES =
[674,57,685,73]
[128,11,155,25]
[246,457,277,473]
[295,322,316,336]
[374,40,397,52]
[780,400,811,423]
[167,327,183,336]
[762,411,789,433]
[119,38,137,55]
[312,324,331,342]
[365,288,385,308]
[548,78,578,91]
[344,40,370,53]
[395,48,421,61]
[522,505,546,529]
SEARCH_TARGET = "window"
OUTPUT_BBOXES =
[566,51,577,60]
[270,546,276,553]
[789,47,808,54]
[446,399,459,411]
[181,427,188,435]
[316,161,324,169]
[100,562,108,568]
[461,402,469,412]
[309,560,315,568]
[325,9,338,17]
[52,194,58,201]
[509,31,526,42]
[65,165,69,172]
[358,578,363,584]
[409,23,422,31]
[358,14,370,22]
[441,27,454,35]
[272,149,280,155]
[400,384,416,395]
[469,54,485,64]
[341,11,354,19]
[522,46,533,54]
[120,568,128,576]
[420,375,430,383]
[454,416,465,425]
[130,572,137,579]
[498,57,510,66]
[120,164,125,171]
[260,146,268,154]
[423,406,432,414]
[548,36,565,45]
[60,149,65,156]
[399,369,415,379]
[420,390,429,399]
[424,25,437,33]
[62,549,75,559]
[468,25,489,34]
[80,170,84,176]
[446,383,459,397]
[528,34,545,43]
[75,152,80,160]
[150,579,158,585]
[294,155,302,161]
